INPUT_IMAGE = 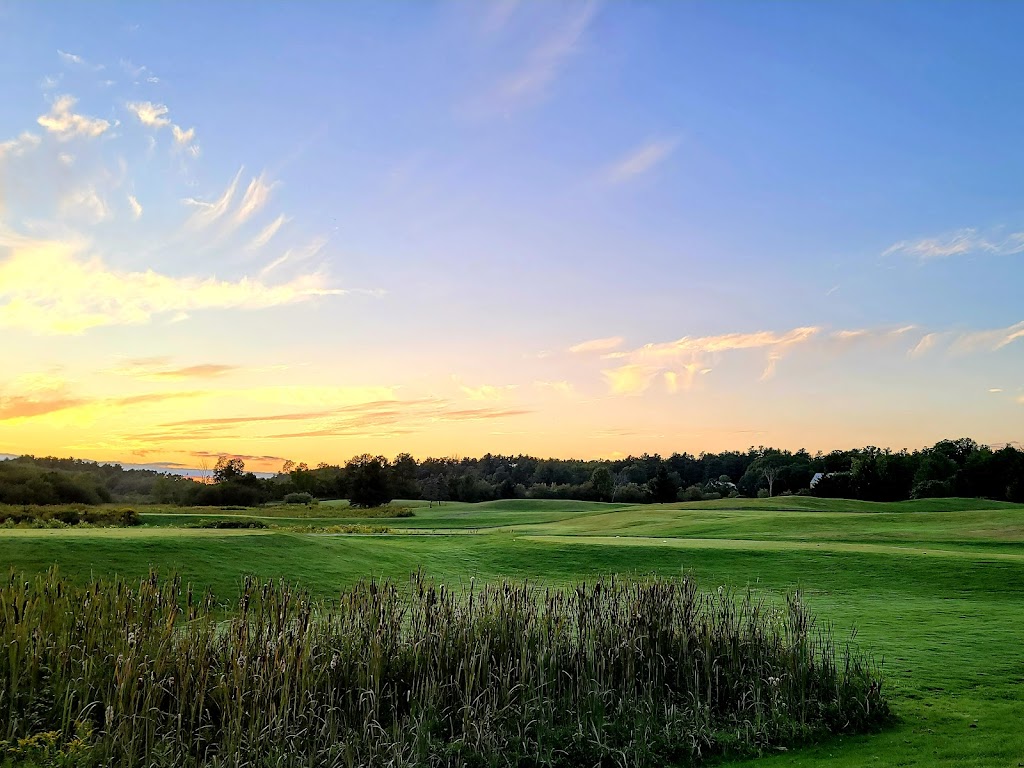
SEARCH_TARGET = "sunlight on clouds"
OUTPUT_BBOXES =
[126,100,199,155]
[0,234,345,334]
[569,336,624,354]
[126,101,170,128]
[37,95,110,141]
[128,194,143,219]
[599,327,819,394]
[171,125,199,156]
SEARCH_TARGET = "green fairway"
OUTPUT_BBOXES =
[1,496,1022,767]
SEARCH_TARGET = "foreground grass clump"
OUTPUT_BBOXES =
[0,570,888,768]
[0,505,140,529]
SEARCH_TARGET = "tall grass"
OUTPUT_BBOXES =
[0,570,888,767]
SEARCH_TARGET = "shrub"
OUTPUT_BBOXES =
[190,519,269,529]
[342,504,414,519]
[678,485,704,502]
[911,479,952,499]
[0,505,140,528]
[283,492,314,504]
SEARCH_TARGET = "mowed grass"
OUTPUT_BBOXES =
[1,496,1022,767]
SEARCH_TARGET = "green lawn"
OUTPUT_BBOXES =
[1,496,1022,767]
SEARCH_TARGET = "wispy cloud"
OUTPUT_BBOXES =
[247,214,289,251]
[37,95,110,141]
[569,335,624,354]
[603,138,678,185]
[259,237,327,279]
[111,358,242,380]
[598,326,821,394]
[120,59,158,84]
[126,101,170,128]
[184,168,243,228]
[126,101,199,155]
[496,0,598,108]
[171,124,198,155]
[884,227,1024,261]
[123,396,531,444]
[950,320,1024,354]
[56,50,85,66]
[127,194,143,220]
[0,132,41,160]
[233,174,276,228]
[0,386,204,423]
[0,232,344,334]
[60,186,110,224]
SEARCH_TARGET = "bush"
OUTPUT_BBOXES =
[678,485,704,502]
[283,492,314,504]
[342,504,414,519]
[191,519,268,530]
[911,479,952,499]
[0,505,140,528]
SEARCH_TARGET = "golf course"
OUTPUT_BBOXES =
[2,495,1021,766]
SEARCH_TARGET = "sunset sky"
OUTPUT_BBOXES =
[1,2,1022,472]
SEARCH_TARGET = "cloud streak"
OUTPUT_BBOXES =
[884,227,1024,261]
[496,1,598,108]
[569,336,624,354]
[603,138,678,185]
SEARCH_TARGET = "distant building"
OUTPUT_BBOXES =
[810,472,825,489]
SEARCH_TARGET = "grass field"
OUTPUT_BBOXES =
[1,496,1022,766]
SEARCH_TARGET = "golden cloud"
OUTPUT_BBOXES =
[0,234,344,334]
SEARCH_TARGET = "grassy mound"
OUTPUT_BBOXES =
[0,570,888,767]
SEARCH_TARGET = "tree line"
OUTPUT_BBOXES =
[3,437,1022,507]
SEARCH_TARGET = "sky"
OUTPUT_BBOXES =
[0,1,1022,473]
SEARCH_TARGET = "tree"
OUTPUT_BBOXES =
[213,457,245,484]
[648,465,678,503]
[591,466,614,501]
[346,454,392,508]
[761,464,780,497]
[422,474,448,508]
[389,453,420,499]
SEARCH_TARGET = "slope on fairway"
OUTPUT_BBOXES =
[0,497,1021,767]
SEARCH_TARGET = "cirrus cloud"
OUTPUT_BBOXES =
[0,233,345,335]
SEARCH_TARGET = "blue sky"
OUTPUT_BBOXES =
[0,1,1021,469]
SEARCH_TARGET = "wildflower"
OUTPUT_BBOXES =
[104,705,114,729]
[330,653,339,670]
